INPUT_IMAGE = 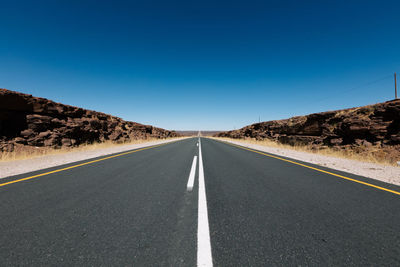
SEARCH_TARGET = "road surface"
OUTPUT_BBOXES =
[0,137,399,266]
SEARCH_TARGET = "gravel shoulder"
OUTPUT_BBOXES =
[216,138,400,186]
[0,137,189,179]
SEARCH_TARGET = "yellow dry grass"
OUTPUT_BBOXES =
[212,137,399,166]
[0,137,182,162]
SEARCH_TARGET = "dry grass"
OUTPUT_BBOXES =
[212,137,399,166]
[0,137,181,162]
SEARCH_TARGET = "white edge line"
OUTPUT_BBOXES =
[187,155,198,191]
[197,138,213,266]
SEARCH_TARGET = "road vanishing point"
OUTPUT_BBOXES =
[1,137,400,266]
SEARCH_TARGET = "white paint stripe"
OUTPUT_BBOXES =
[187,156,198,191]
[197,138,213,266]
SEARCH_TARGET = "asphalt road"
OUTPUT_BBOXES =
[1,137,400,266]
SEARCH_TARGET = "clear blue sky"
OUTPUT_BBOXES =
[1,0,399,130]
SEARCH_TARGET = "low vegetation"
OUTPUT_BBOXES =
[0,137,180,162]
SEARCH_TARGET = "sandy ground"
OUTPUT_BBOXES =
[0,138,188,179]
[216,138,400,186]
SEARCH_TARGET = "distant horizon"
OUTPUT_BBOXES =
[1,0,399,130]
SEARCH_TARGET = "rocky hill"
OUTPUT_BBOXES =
[215,100,400,161]
[0,89,180,152]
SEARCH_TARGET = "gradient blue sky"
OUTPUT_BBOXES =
[1,0,399,130]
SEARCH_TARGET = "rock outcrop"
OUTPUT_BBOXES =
[215,100,400,160]
[0,89,180,152]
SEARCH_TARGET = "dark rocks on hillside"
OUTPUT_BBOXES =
[0,88,180,152]
[215,99,400,149]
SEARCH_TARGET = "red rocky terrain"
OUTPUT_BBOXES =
[0,89,180,152]
[216,99,400,162]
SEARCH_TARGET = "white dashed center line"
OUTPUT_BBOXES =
[187,156,198,191]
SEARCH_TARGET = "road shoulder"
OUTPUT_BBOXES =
[210,137,400,186]
[0,137,189,179]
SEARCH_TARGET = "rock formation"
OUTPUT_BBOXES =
[0,89,180,152]
[215,99,400,161]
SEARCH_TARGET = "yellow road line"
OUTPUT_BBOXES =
[215,139,400,196]
[0,141,178,188]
